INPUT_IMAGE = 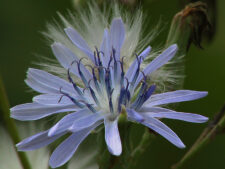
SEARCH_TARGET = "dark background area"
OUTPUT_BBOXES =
[0,0,224,168]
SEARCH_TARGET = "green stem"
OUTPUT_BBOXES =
[0,76,32,169]
[172,104,225,169]
[126,128,156,169]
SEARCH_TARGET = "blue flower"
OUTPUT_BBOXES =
[11,18,208,168]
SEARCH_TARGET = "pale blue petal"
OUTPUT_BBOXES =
[126,108,144,123]
[110,17,125,59]
[100,29,111,67]
[134,44,178,88]
[10,103,78,121]
[69,112,104,132]
[49,121,101,168]
[127,109,185,148]
[144,111,208,123]
[145,90,208,106]
[48,109,91,136]
[139,106,173,113]
[125,46,151,82]
[16,130,65,151]
[141,116,185,148]
[25,68,75,94]
[64,27,95,62]
[51,42,92,81]
[104,118,122,156]
[33,94,75,105]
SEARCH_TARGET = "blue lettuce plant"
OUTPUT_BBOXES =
[10,4,208,168]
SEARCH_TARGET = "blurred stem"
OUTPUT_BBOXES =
[52,164,68,169]
[172,103,225,169]
[0,76,32,169]
[126,128,156,169]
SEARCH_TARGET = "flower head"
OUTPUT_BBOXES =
[11,8,208,168]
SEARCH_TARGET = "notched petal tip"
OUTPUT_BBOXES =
[146,45,152,52]
[49,161,58,169]
[198,115,209,122]
[64,28,74,39]
[10,107,23,120]
[104,118,122,156]
[171,43,178,50]
[199,91,208,98]
[190,91,208,101]
[64,27,73,33]
[167,44,178,56]
[178,142,186,149]
[112,17,123,22]
[10,113,17,119]
[107,140,122,156]
[169,134,186,149]
[48,127,56,137]
[15,140,31,151]
[16,143,29,152]
[111,148,122,156]
[51,42,62,48]
[16,142,21,148]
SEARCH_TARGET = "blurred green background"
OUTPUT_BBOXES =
[0,0,224,168]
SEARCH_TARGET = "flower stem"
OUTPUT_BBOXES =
[172,103,225,169]
[0,76,32,169]
[126,128,156,169]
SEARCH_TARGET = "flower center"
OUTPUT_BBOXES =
[58,47,156,116]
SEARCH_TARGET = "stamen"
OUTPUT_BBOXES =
[84,64,93,70]
[131,56,141,85]
[91,67,101,93]
[88,85,100,106]
[143,84,156,103]
[99,69,104,85]
[98,51,104,56]
[119,59,125,87]
[112,48,117,61]
[122,77,131,103]
[70,57,87,66]
[128,56,141,93]
[112,48,119,83]
[86,103,97,113]
[67,69,83,96]
[132,84,156,110]
[59,87,84,108]
[82,87,89,94]
[120,56,126,73]
[139,55,145,62]
[126,90,131,102]
[97,65,105,84]
[76,59,89,87]
[140,71,147,81]
[58,95,65,103]
[105,68,112,99]
[137,79,147,99]
[95,47,103,66]
[135,53,139,61]
[131,93,144,110]
[109,89,114,113]
[107,55,113,69]
[79,100,97,113]
[93,51,98,66]
[118,87,126,113]
[124,77,129,88]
